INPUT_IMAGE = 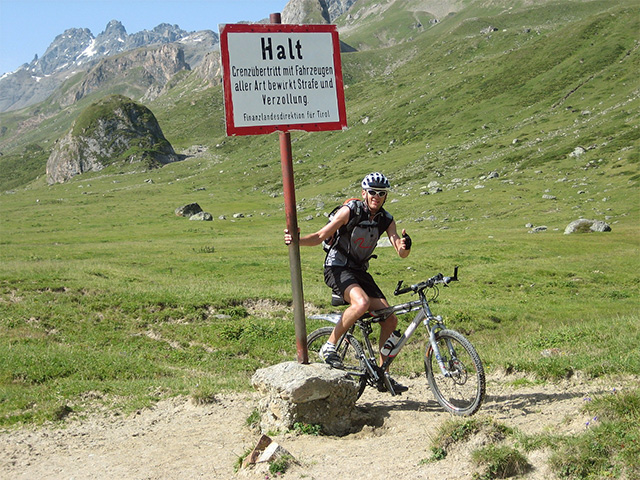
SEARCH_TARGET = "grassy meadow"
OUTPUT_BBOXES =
[0,0,639,477]
[1,140,638,425]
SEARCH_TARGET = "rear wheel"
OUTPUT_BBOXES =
[425,329,485,415]
[307,326,367,399]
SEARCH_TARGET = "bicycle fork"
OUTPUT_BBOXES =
[426,317,455,378]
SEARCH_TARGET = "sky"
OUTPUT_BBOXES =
[0,0,290,75]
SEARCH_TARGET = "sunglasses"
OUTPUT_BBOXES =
[367,189,387,197]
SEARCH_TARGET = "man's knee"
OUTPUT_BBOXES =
[350,297,370,315]
[346,293,370,316]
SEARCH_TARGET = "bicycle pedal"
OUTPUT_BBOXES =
[378,377,398,395]
[377,383,390,393]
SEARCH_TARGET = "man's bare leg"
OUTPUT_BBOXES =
[328,284,370,344]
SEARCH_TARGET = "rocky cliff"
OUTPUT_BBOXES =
[46,95,179,184]
[282,0,357,24]
[0,20,216,112]
[57,44,190,107]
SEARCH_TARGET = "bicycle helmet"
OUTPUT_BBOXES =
[361,172,390,190]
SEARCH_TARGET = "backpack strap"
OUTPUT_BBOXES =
[322,198,361,253]
[330,199,388,266]
[324,199,363,262]
[340,199,366,234]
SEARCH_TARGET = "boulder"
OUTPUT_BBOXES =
[189,212,212,221]
[46,95,179,184]
[564,219,612,234]
[569,146,586,157]
[175,203,202,217]
[252,361,360,436]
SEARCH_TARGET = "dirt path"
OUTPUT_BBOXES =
[0,373,631,480]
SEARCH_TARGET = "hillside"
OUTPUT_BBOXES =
[1,0,637,201]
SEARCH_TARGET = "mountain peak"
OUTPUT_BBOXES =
[0,18,218,112]
[102,20,127,36]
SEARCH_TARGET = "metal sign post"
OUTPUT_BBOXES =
[278,129,308,364]
[219,13,347,364]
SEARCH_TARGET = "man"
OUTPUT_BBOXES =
[284,172,411,392]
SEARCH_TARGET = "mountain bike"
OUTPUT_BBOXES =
[307,267,486,416]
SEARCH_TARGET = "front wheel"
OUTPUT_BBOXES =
[425,329,486,416]
[307,326,368,399]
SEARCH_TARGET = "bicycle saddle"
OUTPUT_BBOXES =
[331,293,348,306]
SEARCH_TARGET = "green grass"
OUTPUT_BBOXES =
[427,390,639,479]
[525,388,640,479]
[472,445,530,479]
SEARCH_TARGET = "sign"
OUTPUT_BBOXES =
[220,23,347,136]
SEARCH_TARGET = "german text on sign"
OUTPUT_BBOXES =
[220,24,347,136]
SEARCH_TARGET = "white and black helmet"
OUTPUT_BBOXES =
[361,172,390,190]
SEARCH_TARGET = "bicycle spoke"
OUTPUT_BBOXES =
[425,330,485,415]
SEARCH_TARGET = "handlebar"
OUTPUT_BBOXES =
[394,266,459,296]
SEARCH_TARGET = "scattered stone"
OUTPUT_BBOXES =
[241,434,297,470]
[182,145,208,156]
[590,220,612,232]
[529,226,548,233]
[569,146,586,157]
[175,203,202,217]
[542,194,557,200]
[257,441,294,464]
[233,213,245,219]
[564,219,612,234]
[481,26,499,34]
[377,237,392,247]
[189,212,213,221]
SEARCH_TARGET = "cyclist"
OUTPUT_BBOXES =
[284,172,412,392]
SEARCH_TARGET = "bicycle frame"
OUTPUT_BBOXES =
[330,287,452,394]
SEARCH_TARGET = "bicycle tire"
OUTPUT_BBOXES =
[425,329,486,416]
[307,326,368,399]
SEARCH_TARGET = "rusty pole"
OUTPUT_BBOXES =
[271,12,309,364]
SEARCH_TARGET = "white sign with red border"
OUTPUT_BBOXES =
[220,23,347,136]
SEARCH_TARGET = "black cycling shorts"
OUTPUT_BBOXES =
[324,266,386,301]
